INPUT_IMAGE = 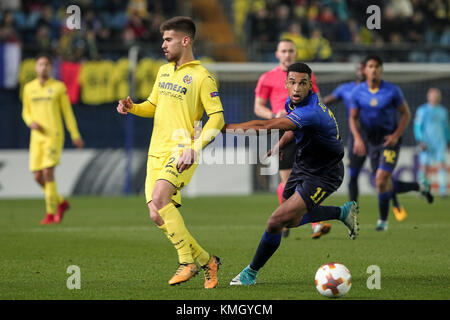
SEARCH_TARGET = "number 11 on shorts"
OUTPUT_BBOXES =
[310,187,326,204]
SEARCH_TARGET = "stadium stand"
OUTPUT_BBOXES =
[0,0,448,195]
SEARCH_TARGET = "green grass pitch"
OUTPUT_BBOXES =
[1,193,449,300]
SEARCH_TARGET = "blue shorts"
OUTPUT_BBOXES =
[283,161,344,212]
[367,142,401,174]
[419,148,446,166]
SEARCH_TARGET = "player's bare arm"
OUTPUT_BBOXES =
[224,117,297,133]
[384,102,411,147]
[30,121,43,133]
[72,138,84,149]
[349,108,366,156]
[322,94,338,105]
[254,97,275,119]
[177,112,225,173]
[266,131,294,160]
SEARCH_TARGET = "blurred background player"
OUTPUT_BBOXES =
[253,39,329,239]
[226,62,359,286]
[349,55,433,231]
[414,88,450,197]
[323,62,365,203]
[116,17,224,289]
[22,53,84,225]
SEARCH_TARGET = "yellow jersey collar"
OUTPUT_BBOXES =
[173,60,201,71]
[37,77,54,87]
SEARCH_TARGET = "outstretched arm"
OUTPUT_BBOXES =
[322,93,339,105]
[224,117,297,133]
[117,96,156,118]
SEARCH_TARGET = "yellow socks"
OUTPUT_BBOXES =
[44,181,58,214]
[158,203,210,266]
[41,181,64,205]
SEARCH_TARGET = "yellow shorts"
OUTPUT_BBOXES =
[29,138,63,172]
[145,150,198,206]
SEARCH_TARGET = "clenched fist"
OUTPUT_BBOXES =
[117,96,134,114]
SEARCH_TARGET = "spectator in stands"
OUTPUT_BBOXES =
[280,22,311,61]
[126,12,146,40]
[0,11,20,43]
[407,11,426,42]
[322,0,349,21]
[246,2,274,45]
[378,5,404,43]
[122,26,137,47]
[272,4,292,41]
[34,25,52,52]
[36,5,61,41]
[317,6,338,41]
[309,28,332,62]
[388,0,414,19]
[85,29,99,60]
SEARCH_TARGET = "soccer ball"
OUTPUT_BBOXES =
[314,262,352,298]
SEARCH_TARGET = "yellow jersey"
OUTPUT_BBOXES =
[22,78,81,142]
[144,60,223,157]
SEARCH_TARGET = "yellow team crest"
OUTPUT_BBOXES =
[370,98,378,107]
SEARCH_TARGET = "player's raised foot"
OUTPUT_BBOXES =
[202,255,221,289]
[339,201,359,240]
[168,263,199,286]
[230,265,257,286]
[311,222,332,239]
[419,178,434,204]
[375,219,388,231]
[282,227,290,238]
[393,205,407,222]
[54,200,70,224]
[40,213,55,225]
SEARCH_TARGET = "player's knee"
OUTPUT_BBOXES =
[375,173,390,192]
[267,213,289,233]
[150,190,172,211]
[33,171,44,184]
[42,167,54,182]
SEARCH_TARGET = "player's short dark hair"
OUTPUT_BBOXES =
[363,54,383,67]
[278,38,295,46]
[36,52,52,63]
[160,16,196,39]
[287,62,312,78]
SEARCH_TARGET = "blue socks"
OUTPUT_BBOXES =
[378,191,391,221]
[249,205,343,271]
[249,231,282,271]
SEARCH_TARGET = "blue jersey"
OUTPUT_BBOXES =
[414,103,450,150]
[284,92,344,176]
[332,81,359,117]
[350,80,405,145]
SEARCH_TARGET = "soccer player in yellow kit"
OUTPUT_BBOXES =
[117,17,225,289]
[22,54,84,225]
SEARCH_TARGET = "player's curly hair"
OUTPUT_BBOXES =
[287,62,312,78]
[363,54,383,67]
[160,16,196,39]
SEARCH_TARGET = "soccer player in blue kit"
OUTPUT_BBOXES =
[323,62,366,203]
[324,63,406,219]
[223,63,359,286]
[349,55,433,231]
